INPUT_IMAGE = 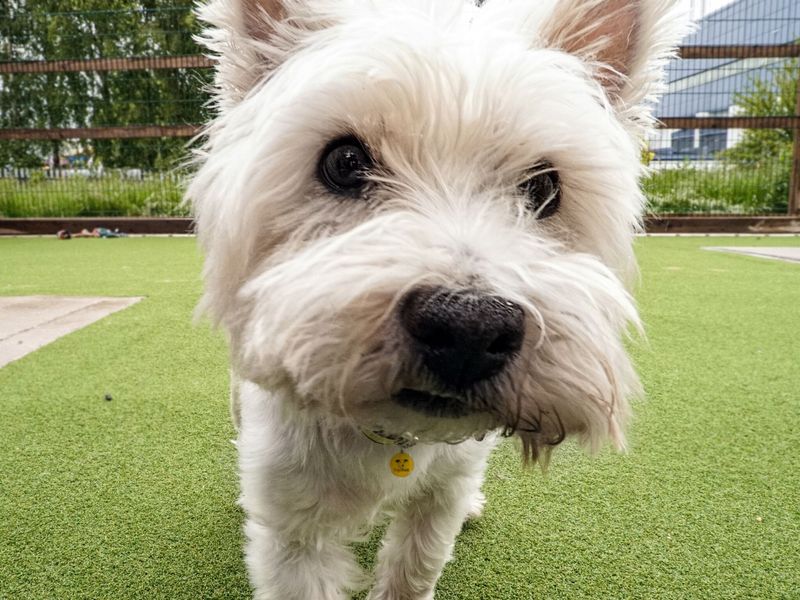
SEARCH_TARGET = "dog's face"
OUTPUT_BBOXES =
[190,0,685,460]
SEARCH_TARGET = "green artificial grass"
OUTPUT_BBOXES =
[1,236,798,599]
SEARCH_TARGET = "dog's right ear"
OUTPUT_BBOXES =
[196,0,305,106]
[536,0,688,130]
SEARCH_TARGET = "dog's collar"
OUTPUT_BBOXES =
[361,428,488,478]
[360,427,487,448]
[361,428,418,449]
[361,428,419,478]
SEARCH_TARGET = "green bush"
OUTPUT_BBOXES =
[0,163,792,218]
[0,173,188,218]
[645,59,797,215]
[643,159,791,215]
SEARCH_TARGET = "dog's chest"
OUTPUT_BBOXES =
[237,382,451,522]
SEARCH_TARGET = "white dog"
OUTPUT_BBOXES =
[188,1,686,598]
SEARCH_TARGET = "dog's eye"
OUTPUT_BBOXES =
[318,136,373,196]
[519,164,561,219]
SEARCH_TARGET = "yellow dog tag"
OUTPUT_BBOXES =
[390,451,414,478]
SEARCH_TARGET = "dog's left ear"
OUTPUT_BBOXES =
[540,0,687,114]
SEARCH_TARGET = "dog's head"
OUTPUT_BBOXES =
[189,0,686,461]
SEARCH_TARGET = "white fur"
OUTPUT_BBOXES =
[188,1,688,597]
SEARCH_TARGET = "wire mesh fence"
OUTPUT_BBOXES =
[645,0,800,215]
[1,1,799,219]
[0,164,187,218]
[0,3,204,218]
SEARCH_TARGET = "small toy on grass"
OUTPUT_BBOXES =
[57,228,128,239]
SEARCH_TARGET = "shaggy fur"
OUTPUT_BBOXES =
[188,1,687,598]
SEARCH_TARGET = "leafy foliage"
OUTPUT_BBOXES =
[720,59,798,167]
[644,162,790,215]
[0,2,209,169]
[0,171,186,217]
[643,59,797,215]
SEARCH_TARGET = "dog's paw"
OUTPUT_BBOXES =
[465,490,486,521]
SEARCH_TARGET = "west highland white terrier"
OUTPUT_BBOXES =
[188,1,686,598]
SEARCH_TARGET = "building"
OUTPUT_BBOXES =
[651,0,800,160]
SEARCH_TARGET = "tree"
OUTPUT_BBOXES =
[720,59,798,167]
[0,0,96,166]
[91,1,211,169]
[0,1,210,169]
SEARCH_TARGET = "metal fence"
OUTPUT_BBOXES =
[646,0,800,216]
[1,1,799,219]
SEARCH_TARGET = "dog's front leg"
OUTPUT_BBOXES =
[243,517,361,600]
[237,384,366,600]
[368,446,490,600]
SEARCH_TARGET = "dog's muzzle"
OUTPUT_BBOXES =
[400,286,525,395]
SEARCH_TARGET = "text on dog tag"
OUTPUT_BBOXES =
[390,451,414,477]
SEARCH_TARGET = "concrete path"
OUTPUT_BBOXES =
[0,296,143,368]
[703,247,800,264]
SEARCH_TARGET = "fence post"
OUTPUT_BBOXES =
[791,72,800,215]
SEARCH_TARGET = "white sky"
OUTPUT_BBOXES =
[681,0,738,20]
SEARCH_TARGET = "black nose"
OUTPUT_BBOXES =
[400,287,525,389]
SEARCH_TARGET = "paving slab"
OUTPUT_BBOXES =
[703,247,800,264]
[0,296,143,368]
